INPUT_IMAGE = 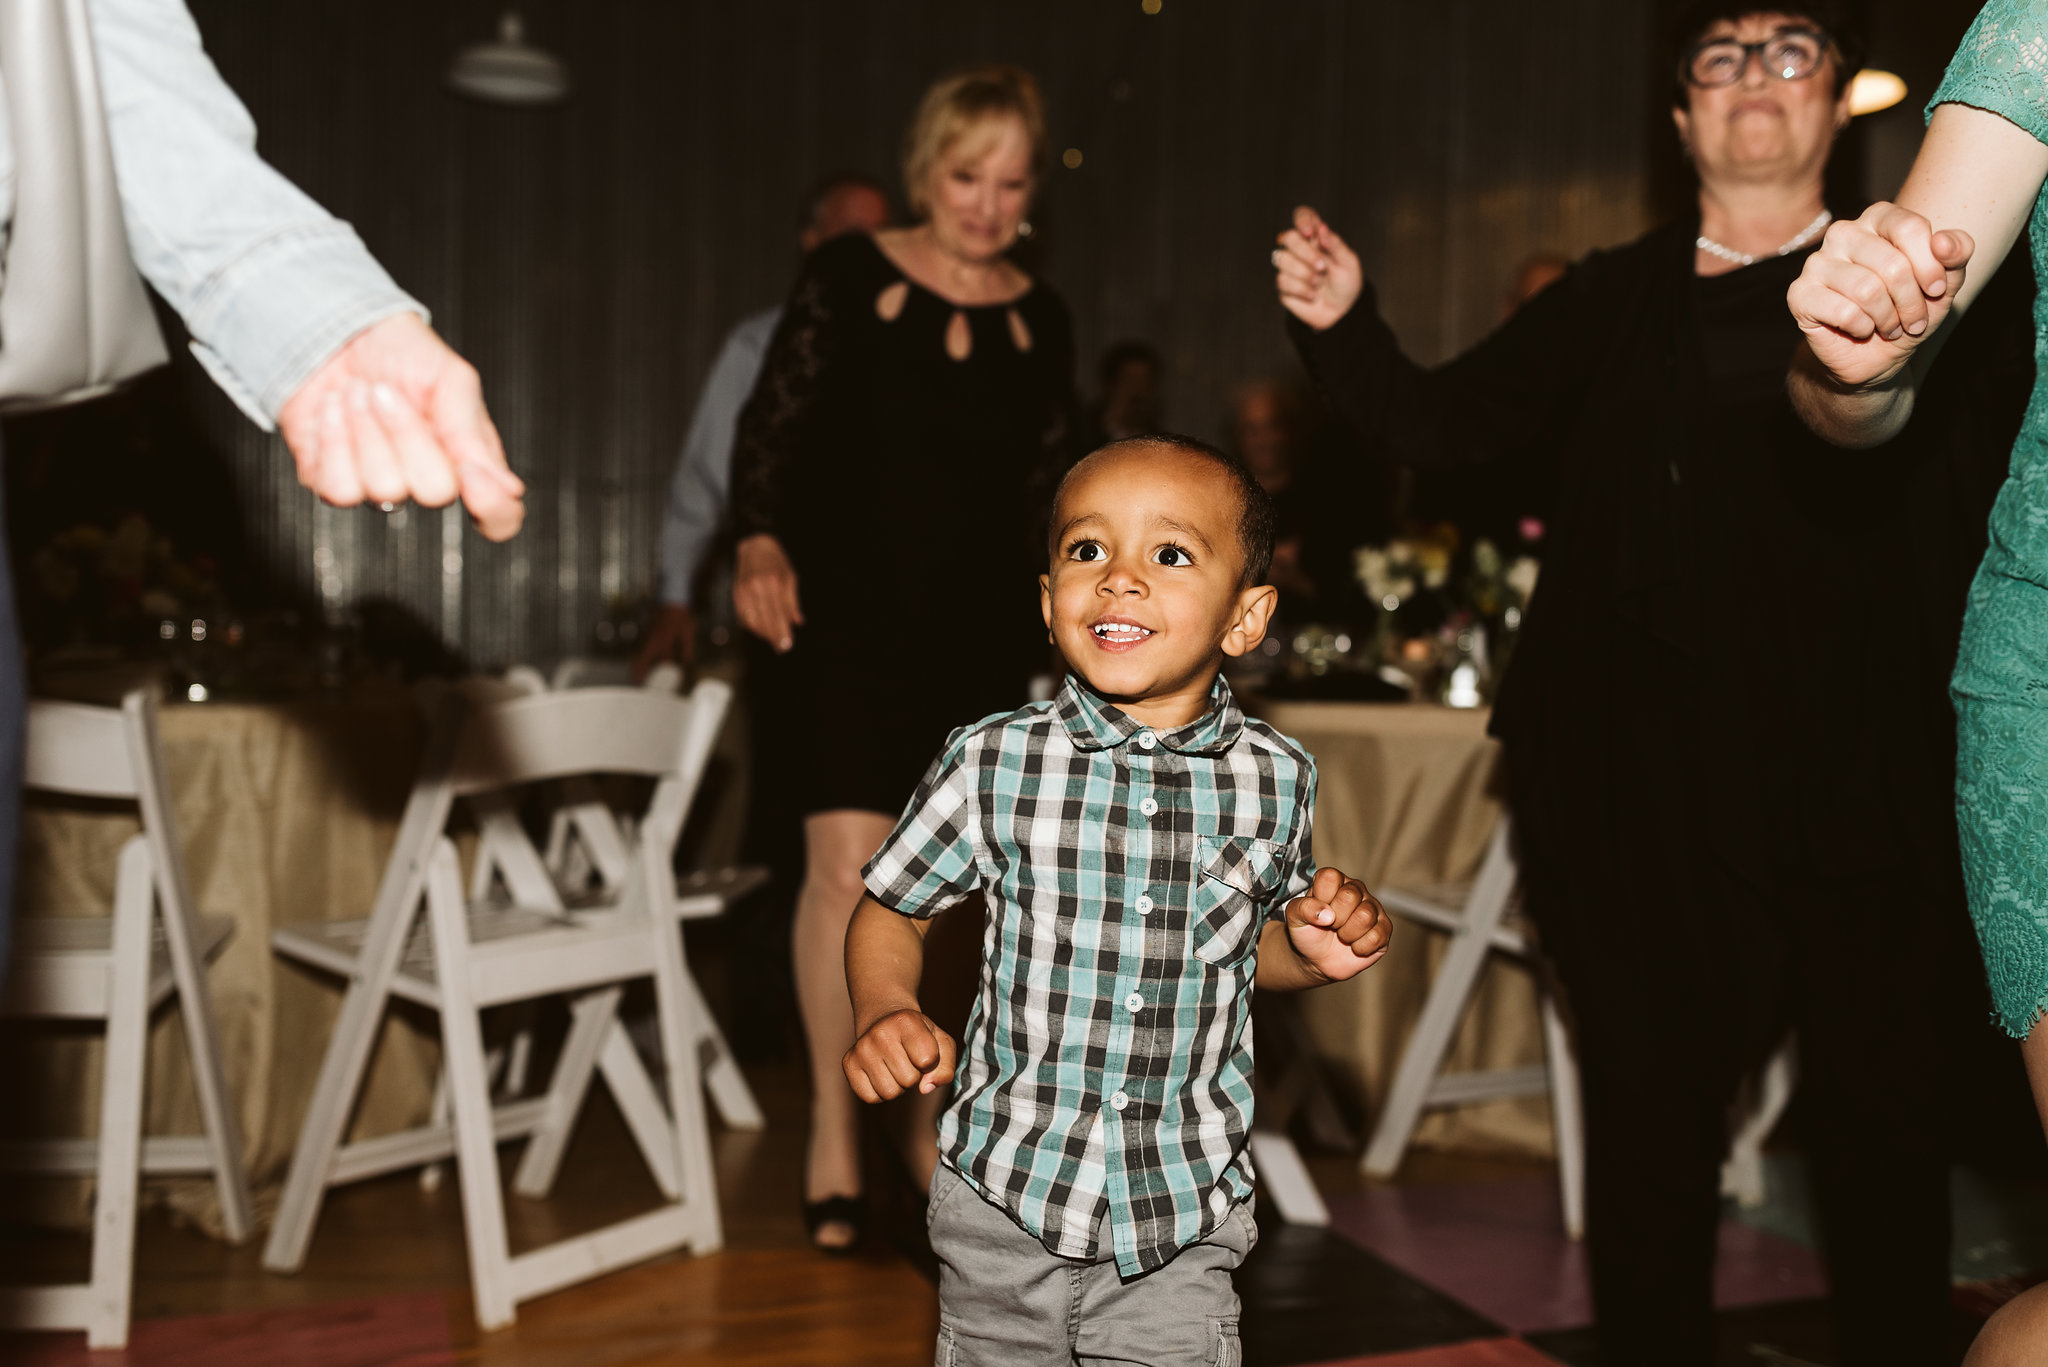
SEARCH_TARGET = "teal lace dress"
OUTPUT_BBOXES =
[1943,0,2048,1036]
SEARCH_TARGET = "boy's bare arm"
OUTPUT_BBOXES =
[843,896,957,1102]
[1256,866,1392,992]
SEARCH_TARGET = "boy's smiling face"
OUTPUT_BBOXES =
[1040,444,1277,730]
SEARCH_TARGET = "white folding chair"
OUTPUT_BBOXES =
[550,656,633,691]
[0,689,252,1348]
[533,661,762,1131]
[538,657,673,894]
[1364,818,1795,1238]
[1721,1038,1796,1208]
[262,682,759,1329]
[1363,818,1587,1236]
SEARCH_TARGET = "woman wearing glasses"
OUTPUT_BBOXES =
[1275,5,2030,1364]
[1788,3,2048,1358]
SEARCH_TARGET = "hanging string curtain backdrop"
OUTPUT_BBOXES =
[173,0,1679,668]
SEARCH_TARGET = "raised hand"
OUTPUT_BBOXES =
[1789,203,1974,390]
[277,313,526,541]
[1283,865,1391,983]
[733,533,804,653]
[1273,205,1365,331]
[844,1007,957,1102]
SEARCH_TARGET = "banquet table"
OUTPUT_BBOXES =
[1251,700,1554,1158]
[8,687,445,1234]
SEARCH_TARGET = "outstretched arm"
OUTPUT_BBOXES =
[1788,103,2048,449]
[1276,206,1599,472]
[93,0,523,538]
[843,897,955,1101]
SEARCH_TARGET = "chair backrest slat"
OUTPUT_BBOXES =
[446,687,696,796]
[24,699,137,798]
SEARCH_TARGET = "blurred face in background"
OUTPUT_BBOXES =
[800,183,891,252]
[1232,383,1297,492]
[922,115,1034,264]
[1673,11,1848,188]
[1101,357,1161,441]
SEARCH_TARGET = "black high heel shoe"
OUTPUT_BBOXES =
[802,1192,868,1255]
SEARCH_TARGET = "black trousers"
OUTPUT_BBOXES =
[1508,750,1964,1367]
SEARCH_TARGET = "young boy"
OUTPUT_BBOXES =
[843,435,1391,1366]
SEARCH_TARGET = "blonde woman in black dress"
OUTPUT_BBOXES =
[731,66,1075,1252]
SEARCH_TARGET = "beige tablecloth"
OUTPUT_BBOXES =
[9,693,443,1233]
[1253,701,1551,1157]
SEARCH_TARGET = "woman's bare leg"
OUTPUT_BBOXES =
[1964,1025,2048,1365]
[793,809,897,1249]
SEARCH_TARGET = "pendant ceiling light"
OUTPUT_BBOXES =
[447,12,568,107]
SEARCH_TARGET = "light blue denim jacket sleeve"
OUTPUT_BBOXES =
[657,308,779,605]
[86,0,424,428]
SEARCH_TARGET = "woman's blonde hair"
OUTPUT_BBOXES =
[901,65,1047,218]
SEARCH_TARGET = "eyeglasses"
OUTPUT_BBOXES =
[1682,29,1830,87]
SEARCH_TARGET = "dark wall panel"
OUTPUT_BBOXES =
[150,0,1967,669]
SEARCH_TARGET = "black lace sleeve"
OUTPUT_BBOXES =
[730,249,842,540]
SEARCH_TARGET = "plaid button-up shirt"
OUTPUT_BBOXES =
[863,673,1316,1276]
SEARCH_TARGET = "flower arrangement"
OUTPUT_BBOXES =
[1351,518,1544,701]
[25,513,221,650]
[1353,527,1456,615]
[1462,535,1542,629]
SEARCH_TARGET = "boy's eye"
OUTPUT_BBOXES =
[1069,540,1105,563]
[1153,544,1193,567]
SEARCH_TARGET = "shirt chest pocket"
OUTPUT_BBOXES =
[1190,836,1285,965]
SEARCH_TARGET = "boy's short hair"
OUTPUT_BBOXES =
[1055,435,1277,589]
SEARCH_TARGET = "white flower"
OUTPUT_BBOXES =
[1506,556,1540,605]
[1355,547,1394,601]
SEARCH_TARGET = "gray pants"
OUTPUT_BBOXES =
[927,1164,1255,1367]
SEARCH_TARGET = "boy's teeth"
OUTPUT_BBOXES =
[1094,623,1150,638]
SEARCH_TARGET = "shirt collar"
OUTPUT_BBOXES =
[1054,673,1245,757]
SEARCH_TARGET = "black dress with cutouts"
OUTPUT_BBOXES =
[732,233,1077,816]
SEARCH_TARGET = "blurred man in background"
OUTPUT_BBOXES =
[635,175,889,676]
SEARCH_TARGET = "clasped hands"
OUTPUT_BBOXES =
[1788,202,1976,390]
[842,867,1391,1105]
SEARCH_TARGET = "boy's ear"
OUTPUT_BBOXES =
[1039,574,1053,643]
[1220,584,1278,659]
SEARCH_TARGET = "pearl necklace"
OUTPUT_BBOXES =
[1696,208,1833,267]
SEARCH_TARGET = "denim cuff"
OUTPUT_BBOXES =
[180,221,426,428]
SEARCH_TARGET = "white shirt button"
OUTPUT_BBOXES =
[1133,894,1154,914]
[1110,1091,1129,1111]
[1124,992,1144,1012]
[1139,798,1159,817]
[1135,730,1157,750]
